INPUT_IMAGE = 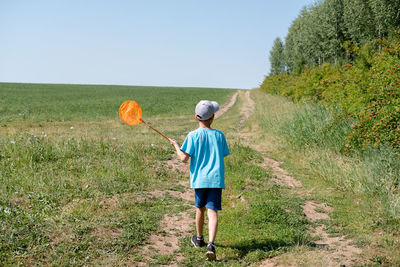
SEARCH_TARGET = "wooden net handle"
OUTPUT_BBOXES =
[140,119,170,141]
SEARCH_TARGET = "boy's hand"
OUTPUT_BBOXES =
[169,138,180,148]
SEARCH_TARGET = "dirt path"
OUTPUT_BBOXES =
[298,200,362,267]
[138,90,239,265]
[260,157,302,188]
[215,91,239,119]
[239,90,255,126]
[139,180,193,266]
[236,91,362,267]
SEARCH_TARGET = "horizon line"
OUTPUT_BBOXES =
[0,81,248,90]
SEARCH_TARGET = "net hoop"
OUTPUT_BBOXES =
[119,100,143,125]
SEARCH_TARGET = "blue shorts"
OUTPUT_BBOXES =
[194,188,222,210]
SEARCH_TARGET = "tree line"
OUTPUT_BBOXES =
[269,0,400,74]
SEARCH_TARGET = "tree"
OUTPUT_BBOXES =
[318,0,345,63]
[343,0,375,44]
[269,37,285,74]
[284,7,313,73]
[270,0,400,74]
[368,0,400,41]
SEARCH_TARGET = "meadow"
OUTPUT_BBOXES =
[0,83,232,265]
[250,89,400,265]
[0,83,233,122]
[2,83,398,266]
[1,83,312,266]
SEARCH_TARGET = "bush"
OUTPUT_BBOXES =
[261,30,400,151]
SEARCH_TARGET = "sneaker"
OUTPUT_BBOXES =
[191,235,206,248]
[206,243,216,261]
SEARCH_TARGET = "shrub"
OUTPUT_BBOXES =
[261,30,400,151]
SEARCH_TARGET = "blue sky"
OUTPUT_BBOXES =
[0,0,314,89]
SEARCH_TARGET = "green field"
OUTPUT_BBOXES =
[0,83,234,265]
[1,83,398,266]
[1,83,311,266]
[0,83,233,122]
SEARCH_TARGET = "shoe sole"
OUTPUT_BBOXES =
[206,251,216,261]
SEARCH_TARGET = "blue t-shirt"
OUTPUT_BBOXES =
[180,128,230,189]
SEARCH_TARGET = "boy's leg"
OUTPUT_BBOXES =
[196,207,206,237]
[204,189,220,261]
[207,209,218,243]
[192,189,207,248]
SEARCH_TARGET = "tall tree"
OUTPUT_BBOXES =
[368,0,400,40]
[318,0,345,63]
[284,7,312,73]
[343,0,374,44]
[269,37,285,74]
[301,4,321,66]
[270,0,400,75]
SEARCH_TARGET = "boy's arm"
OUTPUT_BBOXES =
[169,139,190,163]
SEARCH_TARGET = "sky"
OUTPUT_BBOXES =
[0,0,315,89]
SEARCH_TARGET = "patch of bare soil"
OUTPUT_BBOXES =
[261,156,302,188]
[303,201,332,222]
[167,157,189,174]
[140,211,194,263]
[303,201,362,267]
[236,91,300,189]
[138,183,194,265]
[258,257,286,267]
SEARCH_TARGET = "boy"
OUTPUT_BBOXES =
[169,100,230,261]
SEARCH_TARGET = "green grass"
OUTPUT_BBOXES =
[256,89,400,224]
[0,83,236,265]
[0,134,185,265]
[275,104,352,153]
[0,82,233,122]
[0,84,316,266]
[251,89,400,265]
[7,82,398,265]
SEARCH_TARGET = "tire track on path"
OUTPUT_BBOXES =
[239,90,255,127]
[215,90,239,119]
[138,90,239,265]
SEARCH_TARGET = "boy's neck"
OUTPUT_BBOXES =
[199,121,212,129]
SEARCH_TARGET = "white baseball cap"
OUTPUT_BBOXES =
[195,100,219,121]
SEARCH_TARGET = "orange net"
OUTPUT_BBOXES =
[119,100,170,141]
[119,100,143,125]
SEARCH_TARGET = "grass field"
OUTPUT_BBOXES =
[2,83,398,266]
[0,83,235,265]
[1,83,313,266]
[0,83,233,123]
[249,89,400,265]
